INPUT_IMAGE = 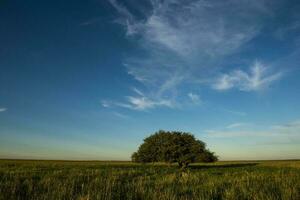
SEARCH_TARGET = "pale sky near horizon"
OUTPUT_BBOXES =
[0,0,300,160]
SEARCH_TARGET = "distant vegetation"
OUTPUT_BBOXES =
[0,160,299,200]
[132,130,218,168]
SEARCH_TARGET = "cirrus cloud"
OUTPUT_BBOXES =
[107,0,285,110]
[213,61,282,91]
[205,120,300,145]
[0,108,7,112]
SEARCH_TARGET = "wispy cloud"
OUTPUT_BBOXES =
[108,0,134,21]
[79,17,102,26]
[226,123,249,129]
[108,0,139,36]
[271,120,300,134]
[205,119,300,144]
[120,96,173,111]
[102,88,174,111]
[274,20,300,40]
[124,0,268,58]
[132,87,144,96]
[112,111,130,119]
[101,100,111,108]
[188,92,201,104]
[0,108,7,112]
[108,0,284,110]
[213,61,282,91]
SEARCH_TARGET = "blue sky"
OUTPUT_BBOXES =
[0,0,300,160]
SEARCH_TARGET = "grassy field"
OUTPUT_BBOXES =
[0,160,299,200]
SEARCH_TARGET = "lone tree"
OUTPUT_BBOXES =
[132,130,218,168]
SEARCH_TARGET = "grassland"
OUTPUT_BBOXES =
[0,160,299,200]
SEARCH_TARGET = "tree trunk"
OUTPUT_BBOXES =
[178,162,183,168]
[178,162,189,169]
[183,162,189,168]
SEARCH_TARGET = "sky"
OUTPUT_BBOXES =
[0,0,300,160]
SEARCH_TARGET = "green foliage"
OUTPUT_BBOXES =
[132,130,218,167]
[196,150,218,163]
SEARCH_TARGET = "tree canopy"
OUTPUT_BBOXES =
[132,130,218,168]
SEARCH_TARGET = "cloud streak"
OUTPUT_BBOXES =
[120,96,173,110]
[226,123,249,129]
[0,108,7,112]
[205,120,300,145]
[213,61,282,91]
[188,92,201,104]
[102,88,174,111]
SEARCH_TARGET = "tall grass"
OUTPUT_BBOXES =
[0,160,299,200]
